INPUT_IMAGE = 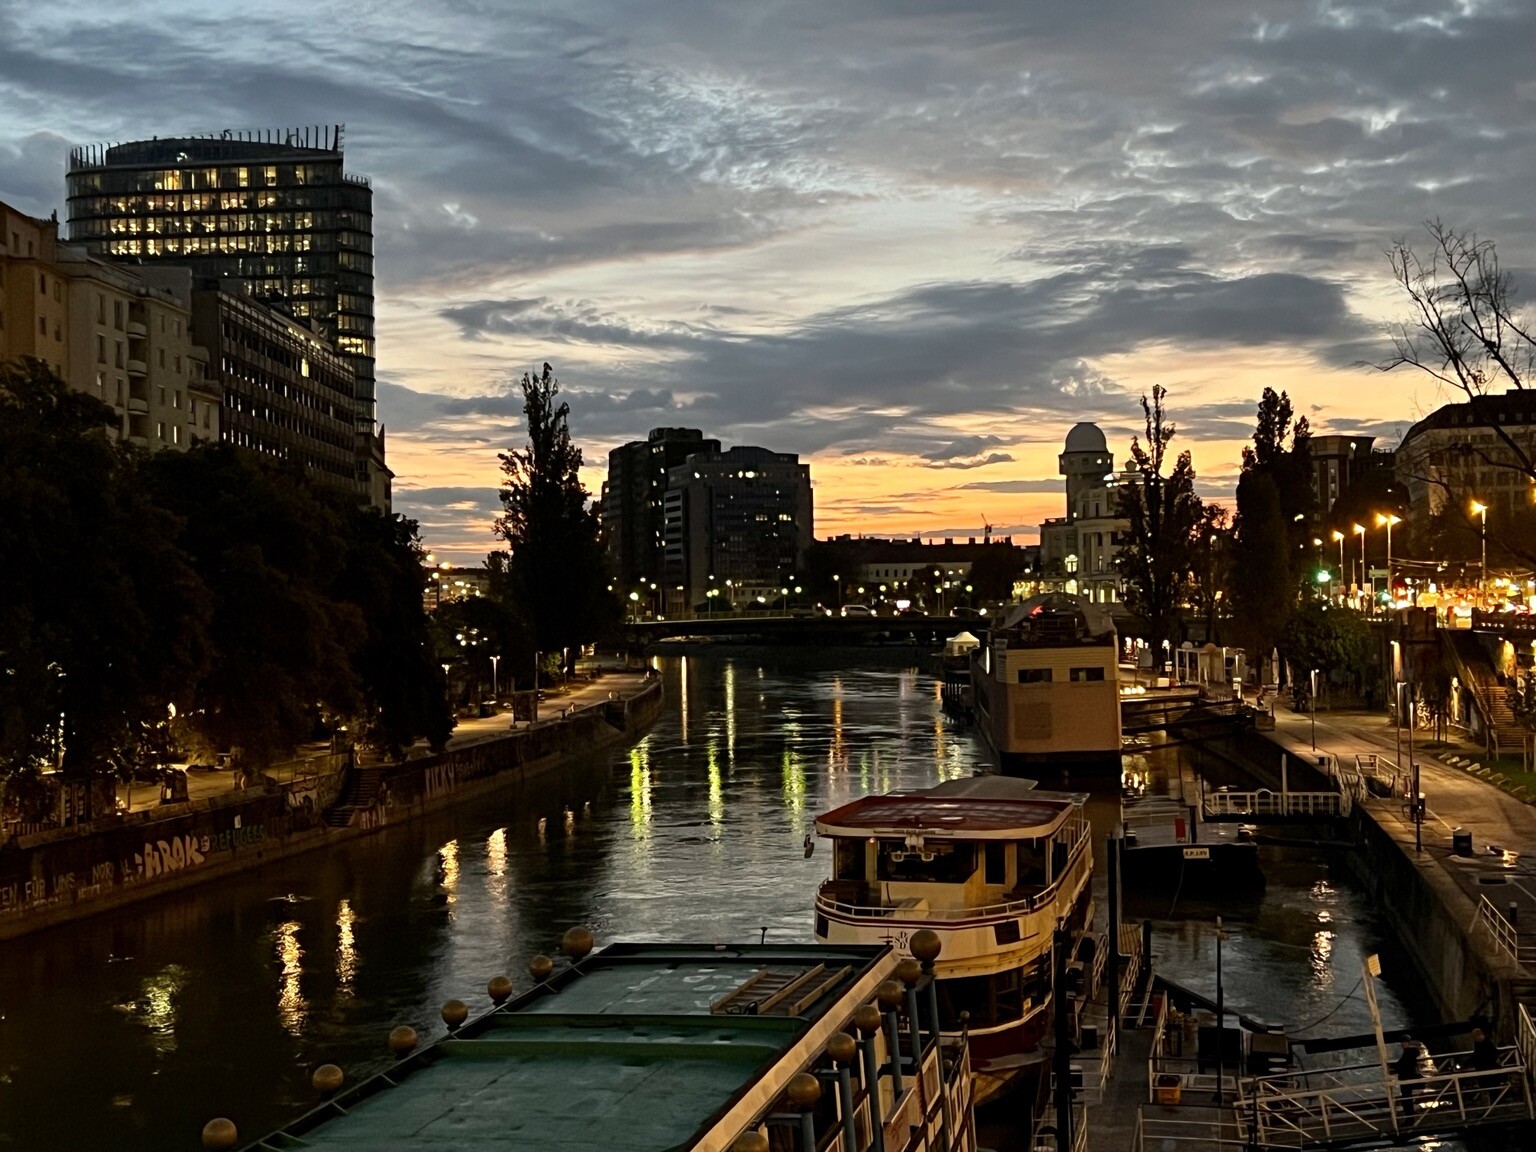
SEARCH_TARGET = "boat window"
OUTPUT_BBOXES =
[984,842,1008,885]
[1069,667,1105,682]
[1017,839,1047,888]
[834,838,864,881]
[876,841,975,884]
[935,968,1026,1030]
[1018,668,1051,684]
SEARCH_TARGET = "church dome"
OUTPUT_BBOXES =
[1063,422,1107,454]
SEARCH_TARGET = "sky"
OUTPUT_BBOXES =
[4,0,1536,562]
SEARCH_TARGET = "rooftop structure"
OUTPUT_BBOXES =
[240,939,976,1152]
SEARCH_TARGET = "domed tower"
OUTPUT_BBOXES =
[1060,423,1112,521]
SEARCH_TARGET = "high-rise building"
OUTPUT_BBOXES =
[1308,434,1376,516]
[601,427,719,588]
[663,445,813,611]
[66,128,389,507]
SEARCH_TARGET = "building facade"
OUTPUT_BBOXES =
[1396,391,1536,523]
[601,427,719,589]
[2,198,219,451]
[1309,434,1376,517]
[663,445,813,611]
[1036,423,1132,604]
[186,282,365,497]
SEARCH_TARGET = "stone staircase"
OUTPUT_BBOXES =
[1445,631,1526,753]
[323,766,381,828]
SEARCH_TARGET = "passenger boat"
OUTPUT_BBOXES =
[812,776,1093,1103]
[969,594,1122,773]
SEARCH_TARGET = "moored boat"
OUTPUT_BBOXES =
[969,594,1122,773]
[811,776,1093,1103]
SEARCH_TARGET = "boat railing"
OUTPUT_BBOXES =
[816,830,1092,923]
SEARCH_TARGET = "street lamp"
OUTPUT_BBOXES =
[1215,917,1229,1107]
[1376,513,1401,608]
[1331,530,1345,597]
[1352,523,1367,601]
[832,573,841,610]
[1471,500,1488,604]
[1309,668,1319,749]
[489,654,500,698]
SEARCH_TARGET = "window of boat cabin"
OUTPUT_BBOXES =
[833,837,865,880]
[935,965,1031,1029]
[1018,667,1051,684]
[1017,838,1048,888]
[876,840,975,883]
[1069,666,1105,682]
[984,841,1008,885]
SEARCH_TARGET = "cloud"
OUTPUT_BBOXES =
[956,479,1063,494]
[923,452,1015,470]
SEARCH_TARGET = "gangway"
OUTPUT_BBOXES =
[1238,1046,1531,1148]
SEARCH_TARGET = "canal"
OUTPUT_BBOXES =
[0,652,1461,1150]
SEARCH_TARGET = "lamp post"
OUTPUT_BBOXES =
[1332,530,1345,600]
[1215,917,1229,1107]
[1377,513,1401,609]
[1309,669,1318,749]
[832,573,841,611]
[1471,500,1488,606]
[489,654,500,698]
[1353,523,1366,603]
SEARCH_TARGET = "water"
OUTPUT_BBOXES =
[0,652,1455,1150]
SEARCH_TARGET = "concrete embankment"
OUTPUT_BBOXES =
[1255,719,1528,1035]
[0,679,663,940]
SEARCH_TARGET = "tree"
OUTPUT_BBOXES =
[1113,386,1203,648]
[0,358,209,782]
[1281,602,1373,701]
[1189,505,1233,643]
[1230,388,1313,677]
[336,511,454,760]
[494,364,616,675]
[147,446,362,769]
[1380,221,1536,563]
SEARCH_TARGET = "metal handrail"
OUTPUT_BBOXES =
[1477,895,1522,968]
[1204,790,1341,817]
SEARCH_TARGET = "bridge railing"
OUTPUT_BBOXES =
[1203,790,1342,818]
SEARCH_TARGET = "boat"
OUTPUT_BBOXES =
[229,935,979,1152]
[969,594,1122,774]
[811,775,1094,1104]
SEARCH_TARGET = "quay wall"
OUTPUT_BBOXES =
[1241,727,1519,1034]
[1344,803,1517,1032]
[0,679,663,940]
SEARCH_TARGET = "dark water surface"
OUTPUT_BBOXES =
[0,652,1454,1150]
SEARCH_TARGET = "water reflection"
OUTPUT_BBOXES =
[115,963,188,1057]
[272,920,305,1036]
[336,899,358,994]
[0,650,1457,1152]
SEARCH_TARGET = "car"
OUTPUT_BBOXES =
[949,606,983,619]
[841,604,875,617]
[897,607,926,618]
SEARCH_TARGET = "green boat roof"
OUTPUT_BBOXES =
[246,942,889,1152]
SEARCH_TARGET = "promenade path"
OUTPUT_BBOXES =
[123,669,651,813]
[1264,706,1536,967]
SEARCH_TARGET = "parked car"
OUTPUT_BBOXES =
[841,604,876,617]
[949,606,983,620]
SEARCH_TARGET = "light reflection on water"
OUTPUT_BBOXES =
[0,650,1479,1151]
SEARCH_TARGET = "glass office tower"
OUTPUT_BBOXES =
[66,127,376,435]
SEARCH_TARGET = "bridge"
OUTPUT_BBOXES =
[621,611,974,647]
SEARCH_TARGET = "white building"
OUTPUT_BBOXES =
[1036,423,1134,604]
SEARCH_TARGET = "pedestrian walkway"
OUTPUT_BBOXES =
[1265,707,1536,972]
[125,670,652,812]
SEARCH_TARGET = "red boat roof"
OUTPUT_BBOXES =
[816,783,1081,839]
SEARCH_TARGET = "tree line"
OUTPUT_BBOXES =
[0,358,453,799]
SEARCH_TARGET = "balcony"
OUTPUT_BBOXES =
[127,397,148,415]
[126,359,147,377]
[126,321,147,338]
